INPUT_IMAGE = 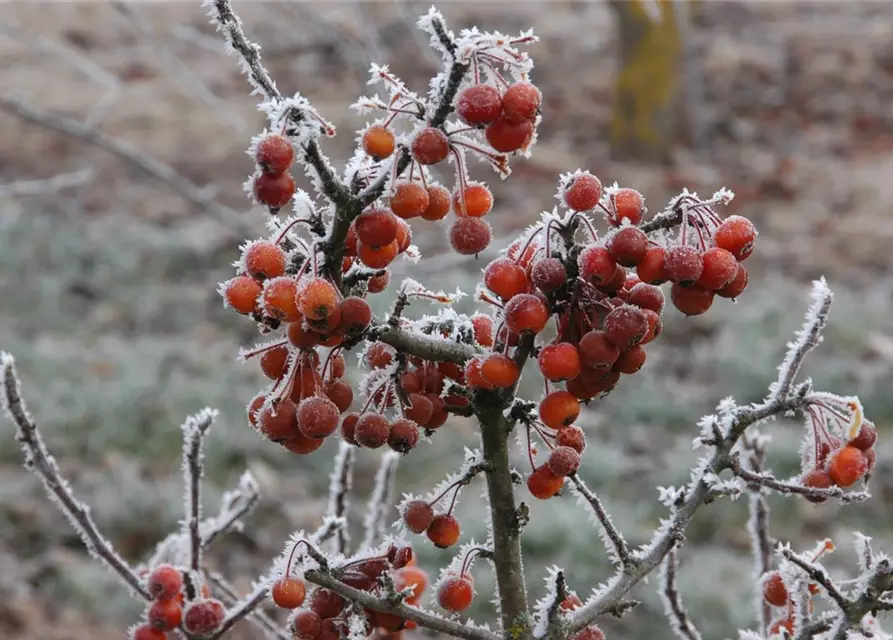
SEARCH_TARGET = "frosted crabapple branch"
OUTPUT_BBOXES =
[182,408,217,576]
[568,475,632,568]
[660,549,703,640]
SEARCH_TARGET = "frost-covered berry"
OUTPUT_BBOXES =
[449,217,491,255]
[244,241,286,280]
[366,342,395,368]
[222,276,262,315]
[539,391,580,429]
[607,227,648,267]
[527,464,564,499]
[338,297,372,335]
[697,247,739,291]
[362,124,396,160]
[340,412,360,445]
[627,283,664,314]
[147,565,183,601]
[484,257,529,300]
[263,277,301,322]
[260,345,289,380]
[610,188,645,226]
[485,115,533,152]
[411,127,450,165]
[637,246,669,284]
[272,577,306,609]
[422,184,451,221]
[614,345,647,374]
[133,626,167,640]
[394,566,429,605]
[355,413,390,449]
[296,396,340,439]
[426,513,461,548]
[402,499,434,534]
[578,330,619,369]
[504,293,549,334]
[358,240,398,269]
[456,84,503,126]
[502,82,541,123]
[480,353,520,388]
[293,610,323,640]
[404,393,434,425]
[390,182,430,219]
[531,257,567,293]
[538,343,581,382]
[763,571,788,607]
[453,184,494,218]
[254,133,294,174]
[148,598,182,631]
[666,246,704,285]
[310,589,346,619]
[563,172,602,211]
[603,306,648,350]
[849,422,877,451]
[471,314,494,347]
[324,380,353,413]
[802,468,833,503]
[717,264,748,299]
[260,399,300,442]
[253,171,295,208]
[572,626,606,640]
[547,446,581,477]
[388,418,420,453]
[183,599,225,636]
[670,283,714,316]
[578,246,616,285]
[828,446,869,487]
[299,278,338,321]
[556,425,586,453]
[367,270,391,293]
[437,573,474,612]
[355,208,398,249]
[714,215,757,261]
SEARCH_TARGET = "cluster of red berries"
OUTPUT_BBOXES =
[131,564,225,640]
[400,488,468,549]
[761,541,835,636]
[344,207,415,275]
[802,419,877,500]
[251,133,297,210]
[283,545,429,638]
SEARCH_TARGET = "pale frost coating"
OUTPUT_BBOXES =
[361,451,400,551]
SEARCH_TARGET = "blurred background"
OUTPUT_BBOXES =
[1,1,892,638]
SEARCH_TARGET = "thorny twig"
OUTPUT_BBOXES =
[568,475,632,569]
[181,409,218,577]
[742,433,773,634]
[660,548,703,640]
[326,442,355,555]
[361,452,400,550]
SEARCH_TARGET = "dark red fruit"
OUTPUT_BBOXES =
[456,84,503,126]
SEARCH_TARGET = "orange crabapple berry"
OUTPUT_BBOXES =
[422,184,451,221]
[299,278,338,321]
[697,247,739,291]
[485,257,529,300]
[148,599,183,631]
[538,342,582,382]
[453,183,493,217]
[263,277,302,322]
[253,171,295,208]
[607,227,648,267]
[603,305,648,350]
[260,345,289,380]
[367,270,391,293]
[763,572,788,607]
[485,115,533,153]
[254,133,294,174]
[465,357,495,390]
[578,246,617,285]
[539,390,581,429]
[563,172,602,211]
[390,182,430,219]
[802,469,833,504]
[388,418,420,453]
[355,208,398,248]
[427,513,461,548]
[293,610,323,640]
[362,124,396,161]
[272,578,306,609]
[244,241,286,280]
[610,188,645,226]
[849,422,877,451]
[394,566,429,606]
[671,283,714,316]
[338,297,372,334]
[504,293,550,334]
[287,321,320,348]
[260,399,300,442]
[402,500,435,534]
[578,331,619,369]
[531,257,567,293]
[714,215,757,261]
[296,396,340,439]
[627,282,664,314]
[572,626,606,640]
[456,84,503,126]
[411,127,450,165]
[366,342,395,368]
[324,380,353,413]
[556,425,586,453]
[666,246,704,285]
[183,600,225,636]
[148,564,183,600]
[471,314,494,346]
[449,217,492,255]
[133,626,167,640]
[404,393,434,425]
[717,263,748,299]
[527,464,564,499]
[437,574,475,612]
[340,412,360,445]
[828,446,869,487]
[355,413,390,449]
[480,353,520,388]
[614,345,647,374]
[502,82,541,123]
[358,240,399,269]
[223,276,262,315]
[395,218,412,252]
[547,445,581,477]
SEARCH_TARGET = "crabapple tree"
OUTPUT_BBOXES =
[1,3,888,640]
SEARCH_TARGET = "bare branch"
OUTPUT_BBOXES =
[207,573,290,640]
[0,353,150,601]
[732,464,868,504]
[181,408,218,575]
[373,322,480,364]
[325,442,355,554]
[743,433,773,635]
[568,475,632,568]
[202,471,260,548]
[361,451,400,551]
[660,549,702,640]
[0,169,93,199]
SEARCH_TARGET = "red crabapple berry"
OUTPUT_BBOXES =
[627,283,665,313]
[486,115,534,153]
[355,208,398,248]
[402,500,435,534]
[502,82,541,123]
[471,314,494,346]
[666,246,704,285]
[244,241,286,280]
[222,276,262,315]
[538,343,582,382]
[714,215,757,261]
[527,465,564,499]
[572,626,606,640]
[717,263,748,299]
[763,572,788,607]
[183,600,225,636]
[254,133,294,174]
[563,172,602,211]
[133,626,167,640]
[355,413,390,449]
[272,578,306,609]
[456,84,503,126]
[485,257,529,300]
[610,188,645,226]
[293,611,323,640]
[556,425,586,453]
[614,345,647,374]
[296,396,340,439]
[637,246,669,284]
[547,446,581,477]
[697,247,739,291]
[671,283,714,316]
[603,306,648,350]
[422,184,451,221]
[453,184,494,217]
[802,469,833,504]
[388,418,420,453]
[362,124,396,160]
[531,258,567,293]
[427,514,461,548]
[539,391,580,429]
[260,399,299,442]
[148,564,183,601]
[340,413,359,445]
[260,346,289,380]
[338,297,372,334]
[390,182,430,219]
[480,353,520,388]
[828,446,869,487]
[450,217,492,255]
[437,574,475,612]
[366,342,395,368]
[404,393,434,425]
[849,422,877,450]
[253,171,295,208]
[263,277,301,322]
[411,127,450,165]
[607,227,648,267]
[367,270,390,293]
[504,293,549,334]
[148,599,182,631]
[324,380,353,413]
[358,240,398,269]
[578,246,616,285]
[309,589,346,619]
[394,566,429,605]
